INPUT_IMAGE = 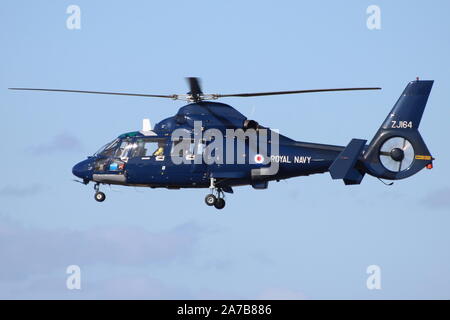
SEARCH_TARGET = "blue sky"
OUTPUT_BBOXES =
[1,0,449,299]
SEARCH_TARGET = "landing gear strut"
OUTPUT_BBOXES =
[205,178,226,209]
[94,183,106,202]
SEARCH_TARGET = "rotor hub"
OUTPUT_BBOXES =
[390,147,405,161]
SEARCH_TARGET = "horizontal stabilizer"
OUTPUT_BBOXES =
[329,139,367,184]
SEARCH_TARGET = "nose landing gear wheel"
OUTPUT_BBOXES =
[95,191,106,202]
[214,198,225,209]
[205,194,217,206]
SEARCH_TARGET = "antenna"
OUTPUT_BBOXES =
[142,118,152,131]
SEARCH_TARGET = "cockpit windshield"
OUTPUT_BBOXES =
[94,137,166,159]
[94,138,120,157]
[94,138,134,159]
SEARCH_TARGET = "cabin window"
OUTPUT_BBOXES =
[196,140,205,155]
[171,139,202,157]
[171,139,190,157]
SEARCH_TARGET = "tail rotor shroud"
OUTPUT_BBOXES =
[379,137,415,172]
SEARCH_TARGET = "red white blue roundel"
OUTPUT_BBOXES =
[254,154,264,164]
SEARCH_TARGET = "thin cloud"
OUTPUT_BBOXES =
[421,187,450,209]
[0,217,203,282]
[258,288,307,300]
[30,133,83,155]
[0,184,43,197]
[82,275,191,300]
[0,273,191,300]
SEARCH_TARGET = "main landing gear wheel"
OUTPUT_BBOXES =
[214,198,225,210]
[205,178,227,210]
[95,191,106,202]
[205,194,217,206]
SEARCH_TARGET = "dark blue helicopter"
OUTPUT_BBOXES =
[10,78,434,209]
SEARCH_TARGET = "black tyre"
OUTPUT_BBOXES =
[95,191,106,202]
[205,194,217,206]
[214,198,225,209]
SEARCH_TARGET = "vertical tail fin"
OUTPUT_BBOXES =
[363,79,434,180]
[380,80,433,130]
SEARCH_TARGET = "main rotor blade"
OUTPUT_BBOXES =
[186,77,203,95]
[214,87,381,98]
[8,88,177,99]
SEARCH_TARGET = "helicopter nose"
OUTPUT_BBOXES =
[72,158,94,180]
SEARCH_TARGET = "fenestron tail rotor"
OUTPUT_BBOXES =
[379,137,415,172]
[9,77,381,103]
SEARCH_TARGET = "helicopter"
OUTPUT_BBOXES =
[9,77,434,209]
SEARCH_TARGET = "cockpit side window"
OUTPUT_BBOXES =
[114,140,133,159]
[130,138,165,158]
